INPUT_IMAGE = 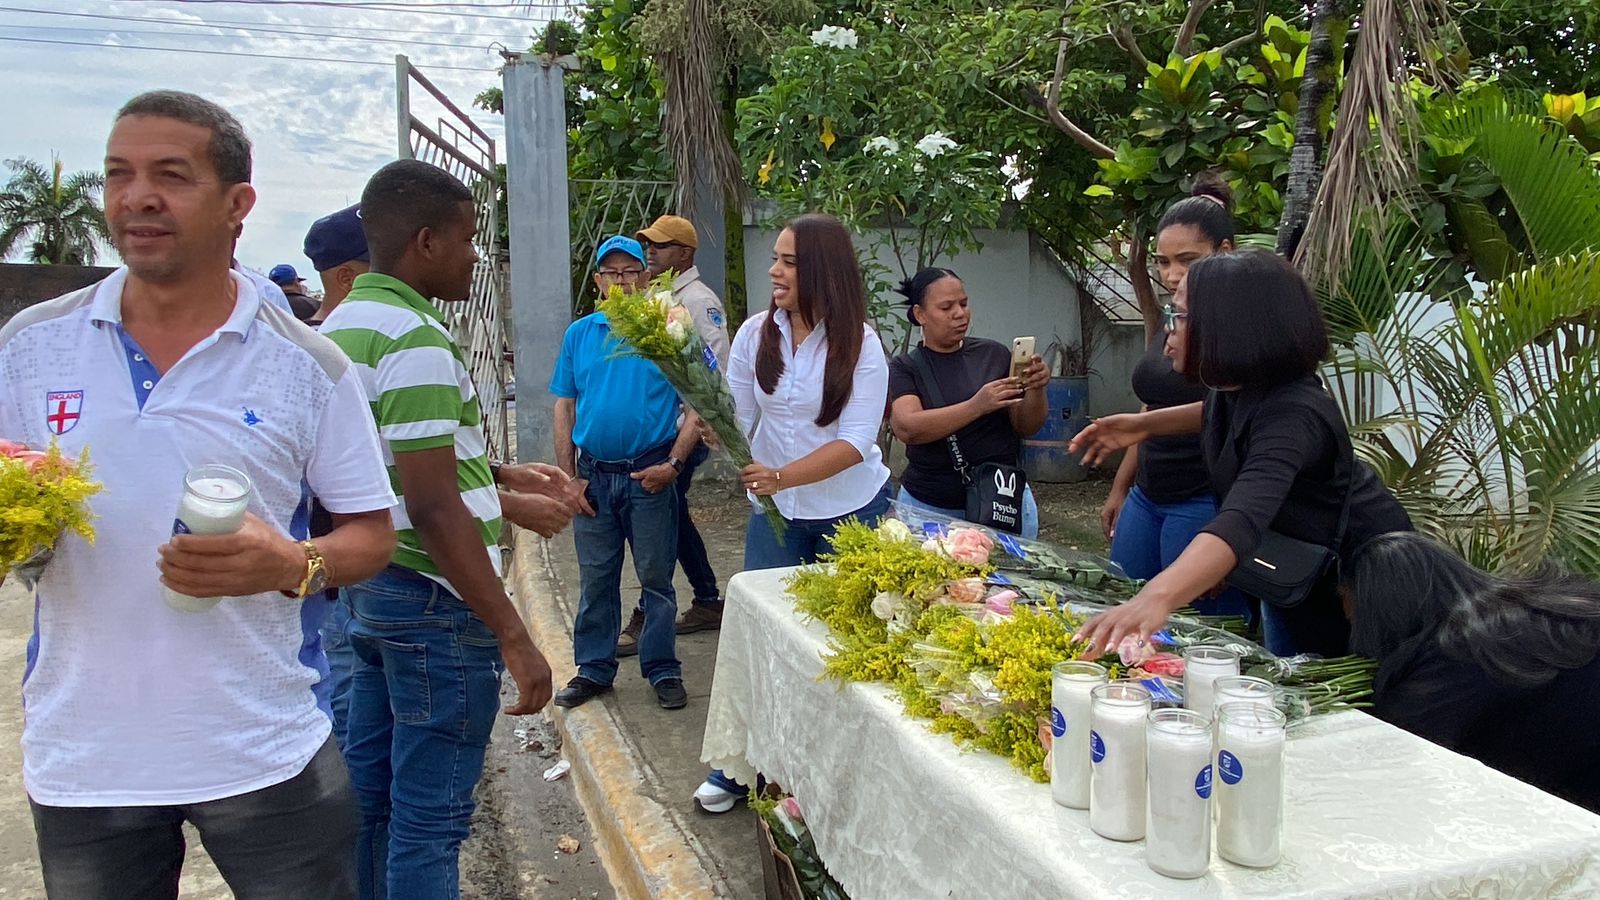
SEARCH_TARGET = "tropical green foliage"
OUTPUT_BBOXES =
[0,156,109,265]
[1322,88,1600,576]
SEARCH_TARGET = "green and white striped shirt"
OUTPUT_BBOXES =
[321,273,501,595]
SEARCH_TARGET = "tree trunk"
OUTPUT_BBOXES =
[1129,219,1162,342]
[1276,0,1345,258]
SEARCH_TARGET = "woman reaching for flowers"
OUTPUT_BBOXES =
[1069,250,1411,657]
[694,213,893,814]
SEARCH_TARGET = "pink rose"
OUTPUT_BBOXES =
[1140,653,1185,678]
[945,528,995,565]
[984,590,1018,617]
[778,796,804,821]
[940,578,986,605]
[1117,635,1157,667]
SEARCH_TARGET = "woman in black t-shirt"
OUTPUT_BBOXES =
[1104,179,1247,617]
[887,268,1050,536]
[1071,251,1412,657]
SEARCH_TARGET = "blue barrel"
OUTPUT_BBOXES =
[1021,376,1089,483]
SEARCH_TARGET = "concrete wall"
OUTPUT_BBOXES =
[0,264,114,324]
[740,226,1081,358]
[1088,318,1146,417]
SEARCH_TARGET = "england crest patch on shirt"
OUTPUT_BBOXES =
[45,390,83,435]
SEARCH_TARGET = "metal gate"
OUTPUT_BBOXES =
[568,178,676,314]
[395,55,513,460]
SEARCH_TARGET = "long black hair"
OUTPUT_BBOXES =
[1350,532,1600,687]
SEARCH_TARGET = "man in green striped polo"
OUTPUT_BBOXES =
[320,159,569,899]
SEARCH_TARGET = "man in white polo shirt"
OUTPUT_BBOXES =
[0,90,397,900]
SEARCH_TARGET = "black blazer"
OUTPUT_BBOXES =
[1199,374,1411,565]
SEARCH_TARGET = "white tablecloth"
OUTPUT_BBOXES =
[702,567,1600,900]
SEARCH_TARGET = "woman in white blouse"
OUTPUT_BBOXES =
[693,213,892,814]
[728,213,893,568]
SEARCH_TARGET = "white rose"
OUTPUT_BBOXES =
[877,518,913,542]
[870,591,906,621]
[666,320,688,344]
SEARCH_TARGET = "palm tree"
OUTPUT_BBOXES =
[1318,89,1600,577]
[0,156,110,265]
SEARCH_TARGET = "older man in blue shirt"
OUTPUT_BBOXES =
[550,236,699,710]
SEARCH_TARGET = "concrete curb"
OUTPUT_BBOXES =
[508,530,723,900]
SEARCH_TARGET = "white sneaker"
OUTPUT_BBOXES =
[693,778,743,814]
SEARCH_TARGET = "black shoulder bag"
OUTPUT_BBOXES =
[909,347,1028,535]
[1222,412,1356,609]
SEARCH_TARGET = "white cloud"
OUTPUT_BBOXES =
[1,0,553,290]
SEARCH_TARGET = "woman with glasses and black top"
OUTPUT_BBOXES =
[1070,250,1412,658]
[1104,179,1248,617]
[887,267,1050,537]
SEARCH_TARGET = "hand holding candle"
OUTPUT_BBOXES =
[159,514,305,605]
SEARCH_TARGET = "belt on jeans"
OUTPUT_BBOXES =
[582,441,674,474]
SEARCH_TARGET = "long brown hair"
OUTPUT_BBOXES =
[755,213,868,427]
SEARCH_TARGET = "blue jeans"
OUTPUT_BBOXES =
[633,443,719,615]
[322,592,356,752]
[744,479,893,570]
[343,565,503,900]
[573,454,682,686]
[1110,486,1250,619]
[893,484,1040,539]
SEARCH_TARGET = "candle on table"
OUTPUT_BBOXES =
[1050,661,1108,810]
[1146,707,1213,879]
[1211,675,1279,719]
[1089,680,1151,842]
[1182,645,1240,714]
[1215,702,1287,868]
[163,464,253,613]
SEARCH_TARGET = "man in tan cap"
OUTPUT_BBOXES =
[621,213,731,644]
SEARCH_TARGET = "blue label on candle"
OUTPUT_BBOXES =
[1196,764,1214,799]
[1090,730,1106,763]
[1152,629,1175,645]
[997,532,1026,558]
[1218,750,1244,785]
[921,521,947,538]
[989,572,1014,586]
[1050,707,1066,738]
[172,518,192,536]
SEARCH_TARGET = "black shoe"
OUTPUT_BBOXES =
[553,676,613,709]
[654,677,688,710]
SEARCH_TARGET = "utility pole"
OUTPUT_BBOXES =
[503,53,577,463]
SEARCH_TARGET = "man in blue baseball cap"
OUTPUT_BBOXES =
[302,204,370,327]
[268,262,318,321]
[547,235,696,711]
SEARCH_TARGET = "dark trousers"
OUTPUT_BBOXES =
[30,738,357,900]
[676,442,721,606]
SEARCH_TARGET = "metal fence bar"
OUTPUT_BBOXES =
[397,54,512,462]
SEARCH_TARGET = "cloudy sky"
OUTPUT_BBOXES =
[1,0,569,290]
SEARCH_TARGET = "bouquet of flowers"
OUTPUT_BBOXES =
[0,440,102,587]
[596,277,785,540]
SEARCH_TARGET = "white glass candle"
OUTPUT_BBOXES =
[1089,680,1151,842]
[1183,645,1240,713]
[1050,661,1108,810]
[1146,708,1214,879]
[1211,675,1279,719]
[163,464,253,613]
[1215,703,1287,868]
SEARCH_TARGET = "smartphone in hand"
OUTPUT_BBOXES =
[1010,336,1035,382]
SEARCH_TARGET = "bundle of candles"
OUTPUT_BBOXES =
[1050,645,1288,879]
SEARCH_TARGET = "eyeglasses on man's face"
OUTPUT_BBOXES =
[598,267,644,280]
[1162,304,1189,332]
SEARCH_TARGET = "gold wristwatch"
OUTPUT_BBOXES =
[283,540,330,599]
